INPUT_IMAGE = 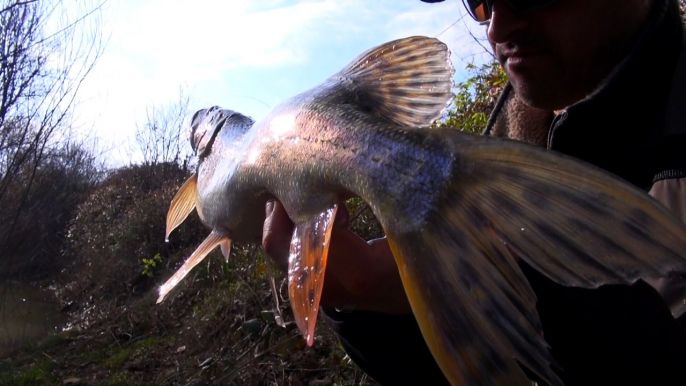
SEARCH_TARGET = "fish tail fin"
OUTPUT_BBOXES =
[336,36,454,128]
[452,136,686,287]
[379,133,686,385]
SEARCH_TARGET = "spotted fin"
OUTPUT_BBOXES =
[458,137,686,287]
[387,221,560,386]
[335,36,454,128]
[288,204,338,346]
[157,231,228,303]
[380,134,686,385]
[166,174,199,241]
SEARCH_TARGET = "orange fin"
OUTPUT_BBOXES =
[166,174,198,241]
[157,231,227,303]
[220,238,232,262]
[288,204,338,346]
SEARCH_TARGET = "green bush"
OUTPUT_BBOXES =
[435,61,507,134]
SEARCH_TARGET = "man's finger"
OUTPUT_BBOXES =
[262,200,293,272]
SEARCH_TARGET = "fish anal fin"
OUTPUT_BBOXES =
[287,204,338,346]
[220,239,232,262]
[157,231,228,303]
[166,174,199,241]
[337,36,454,128]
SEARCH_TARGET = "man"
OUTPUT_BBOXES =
[263,0,686,384]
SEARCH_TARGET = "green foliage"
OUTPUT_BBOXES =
[141,253,163,278]
[104,348,132,369]
[106,373,131,386]
[0,359,56,386]
[435,61,508,134]
[345,197,385,241]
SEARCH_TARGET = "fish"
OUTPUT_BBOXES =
[156,36,686,386]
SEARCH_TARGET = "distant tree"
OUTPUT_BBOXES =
[134,87,194,172]
[0,0,106,279]
[0,138,104,279]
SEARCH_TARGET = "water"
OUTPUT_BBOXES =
[0,282,67,350]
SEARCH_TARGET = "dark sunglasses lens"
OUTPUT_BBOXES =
[463,0,557,22]
[508,0,557,12]
[462,0,491,22]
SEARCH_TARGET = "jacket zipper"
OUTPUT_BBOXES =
[547,111,568,149]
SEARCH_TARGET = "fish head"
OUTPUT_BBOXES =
[166,106,257,242]
[189,106,266,242]
[189,106,254,159]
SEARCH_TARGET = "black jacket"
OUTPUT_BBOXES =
[322,0,686,385]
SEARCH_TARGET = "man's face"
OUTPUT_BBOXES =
[488,0,654,110]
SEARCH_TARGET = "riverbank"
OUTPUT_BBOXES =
[0,266,377,386]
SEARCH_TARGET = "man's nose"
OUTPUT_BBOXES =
[487,0,528,44]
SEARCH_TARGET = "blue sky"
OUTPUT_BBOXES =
[75,0,491,165]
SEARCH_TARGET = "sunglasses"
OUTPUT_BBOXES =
[466,0,560,22]
[421,0,557,23]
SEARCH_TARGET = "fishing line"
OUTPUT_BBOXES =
[435,12,467,38]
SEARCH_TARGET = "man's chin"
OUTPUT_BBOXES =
[509,80,569,112]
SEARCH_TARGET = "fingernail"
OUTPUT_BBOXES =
[265,200,275,217]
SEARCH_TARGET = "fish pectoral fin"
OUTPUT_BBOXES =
[459,139,686,288]
[166,174,199,241]
[157,231,228,303]
[288,204,338,347]
[335,36,454,128]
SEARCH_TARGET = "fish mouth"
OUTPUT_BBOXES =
[189,106,222,157]
[190,107,250,159]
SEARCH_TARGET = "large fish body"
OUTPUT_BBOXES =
[159,37,686,386]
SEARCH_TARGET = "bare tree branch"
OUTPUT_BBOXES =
[0,0,36,16]
[134,86,194,171]
[0,0,107,279]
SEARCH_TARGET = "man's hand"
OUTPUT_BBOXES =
[262,200,411,315]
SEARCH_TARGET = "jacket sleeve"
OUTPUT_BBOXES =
[320,307,451,386]
[648,177,686,322]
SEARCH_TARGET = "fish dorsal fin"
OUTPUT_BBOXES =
[336,36,454,128]
[166,174,199,241]
[288,204,338,347]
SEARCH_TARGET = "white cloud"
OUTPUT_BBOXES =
[114,0,347,73]
[74,0,495,166]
